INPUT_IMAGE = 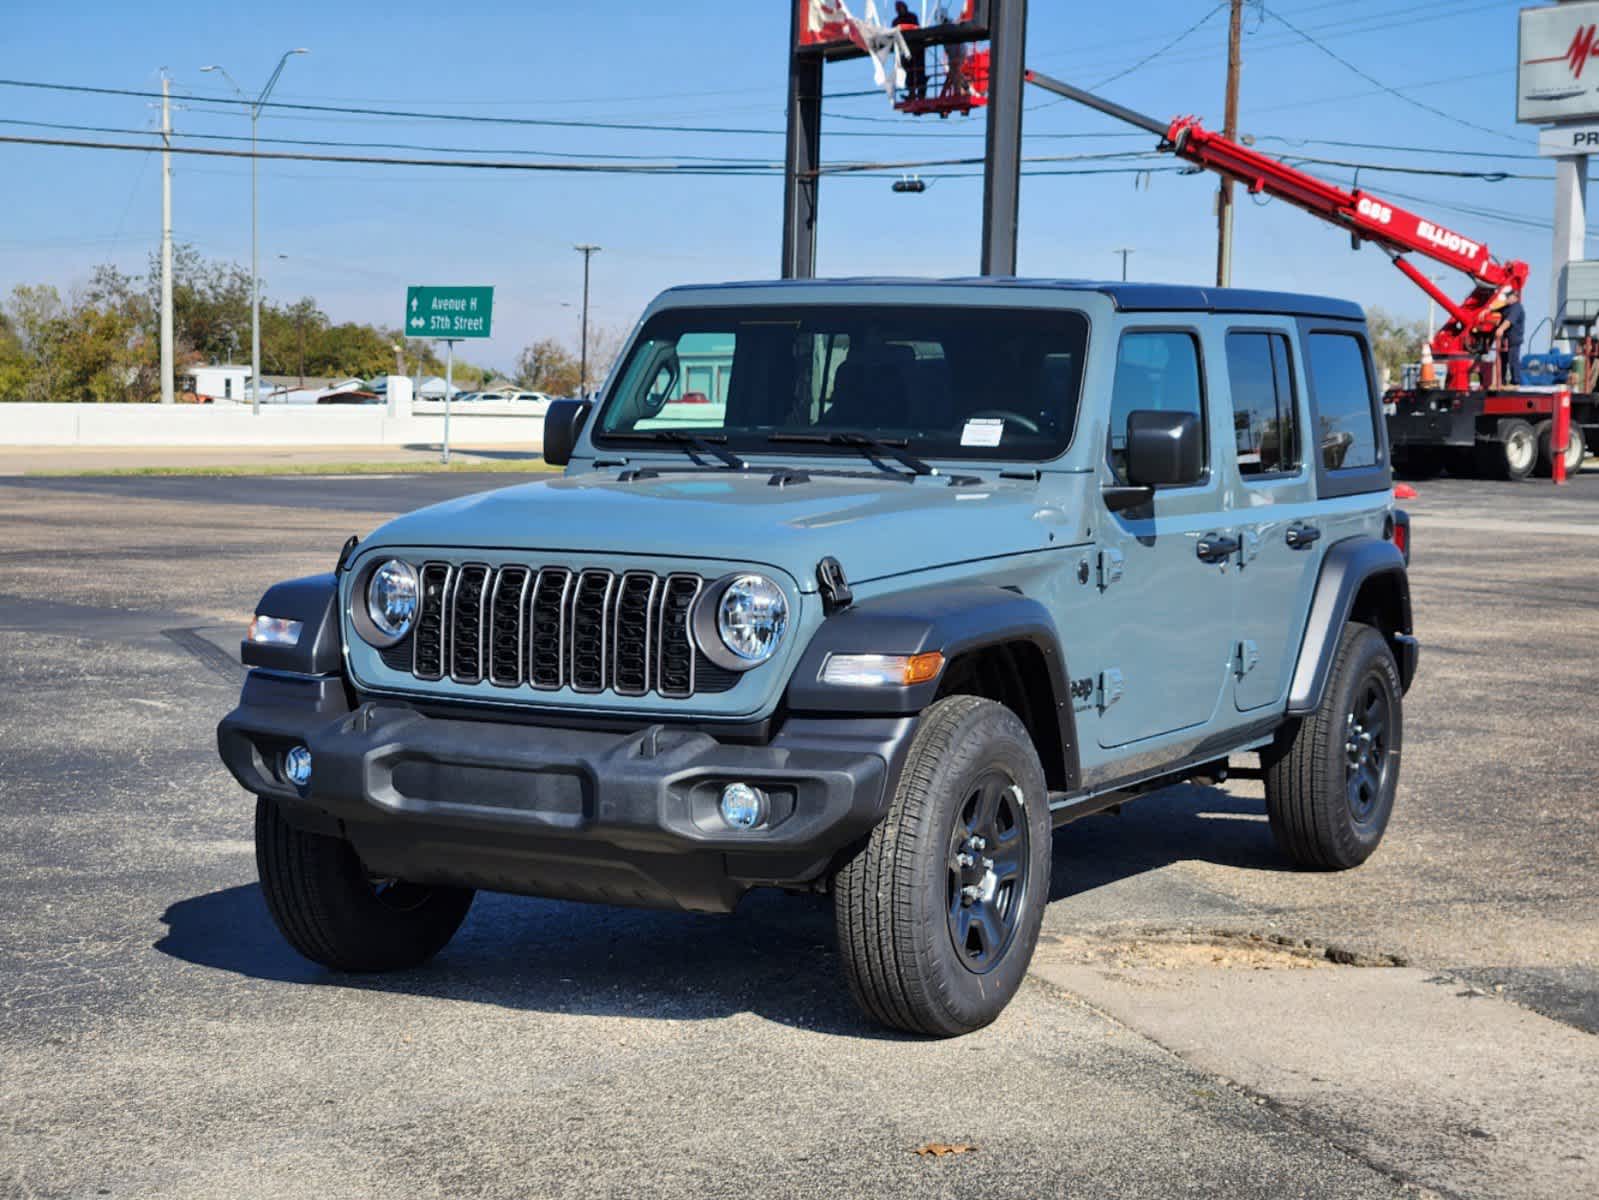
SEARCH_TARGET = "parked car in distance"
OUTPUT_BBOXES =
[220,278,1416,1038]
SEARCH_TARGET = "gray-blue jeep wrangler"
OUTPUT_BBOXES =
[219,279,1417,1036]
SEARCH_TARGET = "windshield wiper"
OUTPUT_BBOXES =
[766,432,933,477]
[603,430,746,470]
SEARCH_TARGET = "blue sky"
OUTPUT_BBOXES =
[1,0,1552,371]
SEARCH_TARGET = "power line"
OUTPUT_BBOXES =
[1258,4,1531,146]
[0,117,780,165]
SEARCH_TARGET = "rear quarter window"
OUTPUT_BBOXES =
[1306,332,1379,471]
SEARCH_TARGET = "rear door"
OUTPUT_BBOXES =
[1094,326,1237,749]
[1221,326,1323,711]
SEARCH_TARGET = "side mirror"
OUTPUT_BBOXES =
[1127,409,1203,487]
[542,399,593,467]
[1104,409,1203,512]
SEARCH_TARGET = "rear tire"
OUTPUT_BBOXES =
[1480,419,1537,481]
[833,695,1051,1037]
[1262,623,1403,871]
[255,795,475,971]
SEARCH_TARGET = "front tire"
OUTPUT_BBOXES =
[255,795,475,971]
[833,695,1051,1037]
[1262,623,1403,870]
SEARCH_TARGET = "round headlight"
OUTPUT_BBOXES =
[366,559,418,640]
[715,574,788,666]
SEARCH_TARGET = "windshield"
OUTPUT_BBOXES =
[593,304,1088,462]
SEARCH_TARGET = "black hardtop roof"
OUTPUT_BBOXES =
[660,277,1364,322]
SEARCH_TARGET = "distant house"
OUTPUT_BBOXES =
[260,376,363,405]
[415,375,464,400]
[181,364,252,403]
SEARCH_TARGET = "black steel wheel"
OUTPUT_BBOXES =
[834,695,1051,1037]
[1263,622,1403,870]
[945,773,1032,973]
[1343,674,1394,828]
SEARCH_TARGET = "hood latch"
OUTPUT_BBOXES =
[817,557,853,615]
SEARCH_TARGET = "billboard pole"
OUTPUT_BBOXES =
[980,0,1027,276]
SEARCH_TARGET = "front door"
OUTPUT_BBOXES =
[1222,328,1325,710]
[1095,327,1236,749]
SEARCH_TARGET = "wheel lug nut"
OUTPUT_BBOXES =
[961,884,980,903]
[955,852,974,868]
[970,837,987,851]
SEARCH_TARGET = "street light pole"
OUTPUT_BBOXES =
[202,49,308,415]
[574,244,601,397]
[1114,247,1134,282]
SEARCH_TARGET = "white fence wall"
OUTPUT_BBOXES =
[0,403,543,449]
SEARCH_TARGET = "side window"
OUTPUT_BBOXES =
[1224,332,1301,477]
[1307,333,1378,470]
[1107,331,1205,484]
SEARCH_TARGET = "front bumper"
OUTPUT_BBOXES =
[218,671,914,913]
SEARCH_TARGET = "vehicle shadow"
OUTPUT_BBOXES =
[154,783,1285,1029]
[1048,781,1290,902]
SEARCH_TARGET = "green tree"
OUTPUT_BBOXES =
[1365,307,1430,388]
[515,337,582,396]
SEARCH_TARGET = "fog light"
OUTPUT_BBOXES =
[719,782,767,830]
[283,745,313,788]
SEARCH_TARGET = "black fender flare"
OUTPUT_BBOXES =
[1287,537,1415,716]
[241,572,342,676]
[785,585,1079,790]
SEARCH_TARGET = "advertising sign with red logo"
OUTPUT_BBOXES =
[796,0,988,58]
[1519,0,1599,123]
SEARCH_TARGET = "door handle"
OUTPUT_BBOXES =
[1285,523,1322,550]
[1196,533,1240,564]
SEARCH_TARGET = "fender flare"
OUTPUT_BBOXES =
[1287,537,1414,716]
[241,572,342,676]
[785,584,1079,789]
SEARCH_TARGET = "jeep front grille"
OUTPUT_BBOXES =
[392,562,731,700]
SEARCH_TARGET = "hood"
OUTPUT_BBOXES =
[362,468,1086,588]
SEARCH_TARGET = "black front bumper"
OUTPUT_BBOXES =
[217,672,915,913]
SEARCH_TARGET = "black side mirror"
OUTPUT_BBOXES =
[543,399,593,467]
[1104,409,1203,512]
[1127,409,1203,486]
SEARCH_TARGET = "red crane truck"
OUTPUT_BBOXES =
[1024,70,1595,481]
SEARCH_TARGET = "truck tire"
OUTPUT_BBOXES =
[255,795,475,971]
[1479,419,1536,480]
[833,695,1051,1037]
[1262,622,1403,871]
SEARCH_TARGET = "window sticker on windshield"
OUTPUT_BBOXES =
[961,417,1005,448]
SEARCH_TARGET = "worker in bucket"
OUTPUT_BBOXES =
[892,2,927,101]
[1496,290,1526,388]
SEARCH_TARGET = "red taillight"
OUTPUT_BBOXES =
[1392,523,1407,557]
[678,391,711,404]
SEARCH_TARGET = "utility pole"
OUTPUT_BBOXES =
[1114,247,1134,282]
[159,73,175,405]
[202,50,309,413]
[574,244,601,397]
[1216,0,1243,288]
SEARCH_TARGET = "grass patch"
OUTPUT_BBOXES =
[29,458,559,479]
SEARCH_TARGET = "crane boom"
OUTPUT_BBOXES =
[1025,69,1529,389]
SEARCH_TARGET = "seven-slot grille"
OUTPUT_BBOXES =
[394,562,724,699]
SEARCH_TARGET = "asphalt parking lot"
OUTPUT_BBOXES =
[2,469,1596,1199]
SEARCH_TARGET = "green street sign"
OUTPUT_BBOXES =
[405,285,494,339]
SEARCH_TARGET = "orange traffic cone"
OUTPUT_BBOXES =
[1418,343,1437,388]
